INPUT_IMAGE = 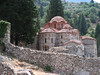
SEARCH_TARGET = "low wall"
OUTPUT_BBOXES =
[3,24,100,75]
[0,62,14,75]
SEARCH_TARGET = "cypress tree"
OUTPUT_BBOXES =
[78,14,88,35]
[0,0,39,45]
[95,23,100,38]
[95,23,100,56]
[98,11,100,18]
[46,0,64,22]
[39,5,44,18]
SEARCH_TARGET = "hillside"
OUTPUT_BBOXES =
[65,0,91,3]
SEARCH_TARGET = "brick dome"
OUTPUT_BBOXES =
[50,16,68,23]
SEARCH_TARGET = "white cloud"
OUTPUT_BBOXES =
[94,0,100,3]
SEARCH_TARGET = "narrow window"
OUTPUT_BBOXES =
[61,24,63,28]
[45,38,46,43]
[45,46,49,51]
[61,35,63,39]
[51,38,53,43]
[54,24,56,28]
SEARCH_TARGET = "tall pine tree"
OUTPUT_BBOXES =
[0,0,39,45]
[79,14,87,35]
[46,0,64,22]
[39,5,44,18]
[73,14,88,35]
[95,23,100,56]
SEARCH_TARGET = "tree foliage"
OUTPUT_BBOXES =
[46,0,64,22]
[39,5,44,18]
[95,23,100,56]
[0,0,39,45]
[0,20,10,38]
[72,14,88,35]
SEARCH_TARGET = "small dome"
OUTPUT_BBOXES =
[63,24,72,29]
[50,16,68,23]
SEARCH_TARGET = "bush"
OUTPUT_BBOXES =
[44,65,51,72]
[0,20,10,38]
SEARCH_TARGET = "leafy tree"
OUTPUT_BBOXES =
[0,0,39,45]
[90,0,94,3]
[90,0,94,7]
[98,11,100,18]
[73,15,79,28]
[46,0,64,22]
[64,11,71,18]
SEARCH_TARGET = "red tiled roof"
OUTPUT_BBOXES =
[50,16,68,23]
[41,28,58,33]
[63,40,82,45]
[42,22,50,28]
[58,29,70,33]
[81,36,96,41]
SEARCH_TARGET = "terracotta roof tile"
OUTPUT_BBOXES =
[81,36,96,41]
[63,40,82,45]
[58,29,70,33]
[41,28,57,33]
[50,16,68,23]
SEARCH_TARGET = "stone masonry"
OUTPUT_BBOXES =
[2,22,100,75]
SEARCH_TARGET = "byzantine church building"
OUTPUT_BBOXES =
[35,16,97,58]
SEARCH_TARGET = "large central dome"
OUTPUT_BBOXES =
[50,16,67,23]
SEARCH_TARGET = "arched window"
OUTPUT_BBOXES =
[54,24,56,28]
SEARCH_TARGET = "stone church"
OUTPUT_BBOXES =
[30,16,97,58]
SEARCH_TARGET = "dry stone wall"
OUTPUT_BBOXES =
[0,62,14,75]
[3,24,100,75]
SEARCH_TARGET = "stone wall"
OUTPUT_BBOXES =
[0,62,14,75]
[82,39,97,58]
[3,24,100,75]
[39,32,56,50]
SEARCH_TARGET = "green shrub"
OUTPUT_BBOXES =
[0,40,6,51]
[0,20,10,38]
[44,65,51,72]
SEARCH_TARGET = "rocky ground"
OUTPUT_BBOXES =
[0,53,58,75]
